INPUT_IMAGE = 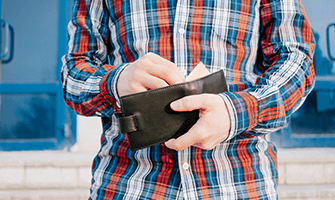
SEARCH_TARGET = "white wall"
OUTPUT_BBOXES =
[73,115,102,154]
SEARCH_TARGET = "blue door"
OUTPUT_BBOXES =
[0,0,76,151]
[271,0,335,148]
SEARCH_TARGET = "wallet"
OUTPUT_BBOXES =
[118,70,228,151]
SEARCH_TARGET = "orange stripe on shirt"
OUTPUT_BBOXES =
[77,0,89,54]
[259,105,286,122]
[75,1,91,72]
[283,85,304,111]
[112,0,134,62]
[239,92,258,131]
[157,1,171,60]
[259,85,304,122]
[305,65,315,87]
[152,146,173,199]
[75,61,97,73]
[237,140,259,199]
[232,0,250,84]
[105,138,130,199]
[194,148,210,199]
[299,0,314,58]
[267,143,278,183]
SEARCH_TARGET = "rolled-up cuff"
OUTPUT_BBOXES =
[100,63,129,113]
[219,91,258,141]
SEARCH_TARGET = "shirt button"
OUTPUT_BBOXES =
[182,162,189,170]
[178,28,185,35]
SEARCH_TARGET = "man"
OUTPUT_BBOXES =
[61,0,315,199]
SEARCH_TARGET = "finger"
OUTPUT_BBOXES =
[136,57,184,86]
[147,64,184,86]
[165,116,218,151]
[146,53,185,81]
[170,94,212,112]
[140,75,169,90]
[165,132,199,151]
[165,117,209,151]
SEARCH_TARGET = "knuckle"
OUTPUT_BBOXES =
[154,79,166,88]
[145,52,156,59]
[137,59,147,68]
[166,61,177,69]
[198,140,214,150]
[161,67,173,77]
[146,52,154,56]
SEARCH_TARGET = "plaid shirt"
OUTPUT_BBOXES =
[62,0,315,199]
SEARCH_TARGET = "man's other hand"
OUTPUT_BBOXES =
[165,94,230,151]
[117,52,185,97]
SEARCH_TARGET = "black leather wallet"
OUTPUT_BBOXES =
[118,70,228,150]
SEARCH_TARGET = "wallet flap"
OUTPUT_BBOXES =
[118,114,138,133]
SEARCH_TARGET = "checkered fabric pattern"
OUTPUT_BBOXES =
[61,0,315,199]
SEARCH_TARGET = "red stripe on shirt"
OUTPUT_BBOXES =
[152,146,173,199]
[75,1,94,73]
[100,68,122,113]
[77,0,89,54]
[237,140,259,199]
[260,0,274,60]
[157,0,171,60]
[105,138,130,199]
[283,85,304,111]
[74,58,97,73]
[267,142,278,183]
[112,0,134,62]
[194,148,210,199]
[259,105,286,122]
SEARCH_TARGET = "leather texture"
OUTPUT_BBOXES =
[118,70,228,150]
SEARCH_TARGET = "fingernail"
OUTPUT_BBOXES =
[171,101,179,109]
[164,139,174,147]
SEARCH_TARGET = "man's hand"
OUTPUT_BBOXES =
[117,52,185,97]
[165,94,230,151]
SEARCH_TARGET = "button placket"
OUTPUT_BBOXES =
[178,147,195,200]
[173,0,190,77]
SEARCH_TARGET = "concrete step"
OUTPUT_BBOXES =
[0,189,89,200]
[278,185,335,200]
[0,149,334,199]
[0,151,94,191]
[0,185,334,200]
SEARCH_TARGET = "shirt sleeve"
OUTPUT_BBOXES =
[61,0,126,117]
[221,0,316,141]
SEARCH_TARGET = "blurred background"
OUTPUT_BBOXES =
[0,0,334,199]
